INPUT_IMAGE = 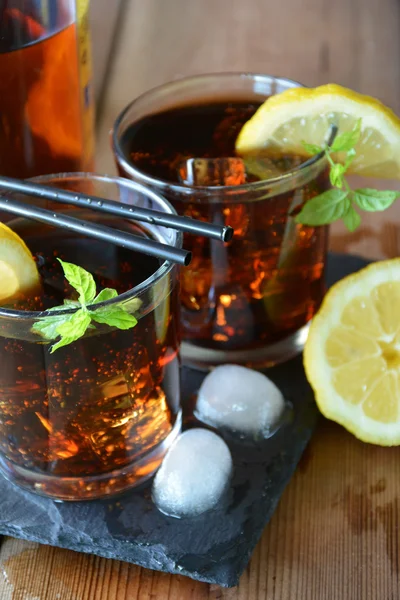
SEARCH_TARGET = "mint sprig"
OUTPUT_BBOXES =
[295,119,400,231]
[32,259,139,353]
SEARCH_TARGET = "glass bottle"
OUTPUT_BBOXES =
[0,0,95,178]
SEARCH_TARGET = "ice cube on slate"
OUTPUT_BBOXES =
[195,364,285,437]
[152,428,233,518]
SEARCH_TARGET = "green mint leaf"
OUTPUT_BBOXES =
[330,163,346,188]
[330,119,362,152]
[63,299,80,307]
[301,141,322,155]
[353,189,400,212]
[344,147,356,171]
[50,335,78,353]
[57,259,96,304]
[31,260,139,351]
[32,312,69,341]
[50,309,91,353]
[92,288,118,304]
[342,204,361,232]
[56,308,91,337]
[295,189,350,226]
[90,306,138,330]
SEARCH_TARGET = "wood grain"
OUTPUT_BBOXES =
[2,422,400,600]
[2,0,400,597]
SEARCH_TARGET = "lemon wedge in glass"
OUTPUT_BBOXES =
[304,259,400,445]
[236,84,400,178]
[0,223,40,304]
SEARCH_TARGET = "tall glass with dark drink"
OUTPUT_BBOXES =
[0,174,181,500]
[113,74,330,369]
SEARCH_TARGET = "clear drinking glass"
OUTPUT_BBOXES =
[112,73,330,370]
[0,174,182,500]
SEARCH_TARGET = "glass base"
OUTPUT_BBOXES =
[181,323,310,371]
[0,411,182,501]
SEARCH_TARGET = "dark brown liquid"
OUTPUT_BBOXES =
[122,102,260,183]
[119,102,330,353]
[0,219,180,497]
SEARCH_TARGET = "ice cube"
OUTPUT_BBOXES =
[178,155,298,187]
[152,428,233,518]
[195,364,285,437]
[179,157,246,186]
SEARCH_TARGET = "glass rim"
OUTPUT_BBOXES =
[112,71,327,197]
[0,172,182,320]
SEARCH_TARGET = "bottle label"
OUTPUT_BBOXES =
[76,0,95,170]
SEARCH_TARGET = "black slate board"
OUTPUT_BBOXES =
[0,253,370,587]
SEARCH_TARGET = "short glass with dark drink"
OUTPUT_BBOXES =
[113,73,330,369]
[0,174,182,500]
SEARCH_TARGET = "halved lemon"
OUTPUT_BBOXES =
[304,259,400,445]
[236,84,400,178]
[0,223,40,304]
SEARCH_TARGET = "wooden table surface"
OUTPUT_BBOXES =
[2,0,400,598]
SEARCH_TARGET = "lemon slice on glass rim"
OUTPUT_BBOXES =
[235,83,400,179]
[304,259,400,446]
[0,222,40,304]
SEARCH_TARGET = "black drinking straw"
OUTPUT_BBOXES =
[0,196,192,266]
[0,175,233,243]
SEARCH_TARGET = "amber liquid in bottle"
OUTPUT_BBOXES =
[0,4,94,178]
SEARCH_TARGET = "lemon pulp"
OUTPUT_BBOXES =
[236,83,400,179]
[0,223,40,304]
[304,260,400,445]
